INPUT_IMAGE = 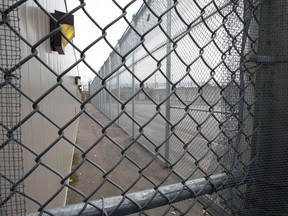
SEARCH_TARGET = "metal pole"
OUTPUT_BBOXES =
[101,67,104,113]
[154,73,158,89]
[244,1,288,215]
[27,173,228,216]
[103,65,106,115]
[97,76,100,109]
[154,73,158,102]
[98,76,100,110]
[165,0,172,166]
[95,81,97,106]
[117,44,121,125]
[97,72,99,109]
[132,16,136,139]
[109,56,112,119]
[100,73,102,111]
[89,80,92,104]
[105,63,108,115]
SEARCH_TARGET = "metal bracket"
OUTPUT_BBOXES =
[249,55,288,64]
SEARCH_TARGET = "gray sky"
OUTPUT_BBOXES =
[67,0,143,87]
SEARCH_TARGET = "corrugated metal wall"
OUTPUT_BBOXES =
[18,1,80,213]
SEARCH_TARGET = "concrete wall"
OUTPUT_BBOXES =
[18,1,80,213]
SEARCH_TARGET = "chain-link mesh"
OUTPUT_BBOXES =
[1,0,285,215]
[0,0,25,215]
[90,0,260,214]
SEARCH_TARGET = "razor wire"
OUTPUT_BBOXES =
[0,0,264,215]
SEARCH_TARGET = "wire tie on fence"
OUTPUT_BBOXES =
[0,13,9,25]
[0,69,18,88]
[4,70,13,82]
[10,182,18,193]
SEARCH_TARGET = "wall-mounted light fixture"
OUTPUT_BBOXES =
[74,76,81,85]
[78,85,83,91]
[50,10,74,54]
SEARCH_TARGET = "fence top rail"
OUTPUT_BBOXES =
[26,173,228,216]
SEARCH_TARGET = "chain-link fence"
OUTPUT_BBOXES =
[0,0,24,215]
[90,0,260,214]
[1,0,288,215]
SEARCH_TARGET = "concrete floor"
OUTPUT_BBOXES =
[66,103,207,215]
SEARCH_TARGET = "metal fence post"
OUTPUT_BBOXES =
[244,1,288,215]
[100,67,103,112]
[93,81,96,106]
[132,16,136,139]
[96,76,99,109]
[109,56,112,119]
[103,63,107,115]
[165,0,172,165]
[99,71,102,110]
[117,44,121,125]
